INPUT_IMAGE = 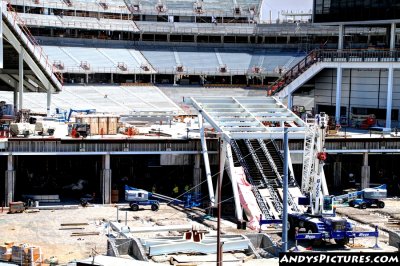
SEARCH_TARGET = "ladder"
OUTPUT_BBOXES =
[257,139,300,213]
[244,139,282,216]
[231,140,272,220]
[301,122,317,194]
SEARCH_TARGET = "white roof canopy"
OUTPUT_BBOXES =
[190,96,307,141]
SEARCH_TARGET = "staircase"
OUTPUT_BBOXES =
[2,3,63,91]
[256,139,300,212]
[245,139,282,216]
[231,140,273,220]
[269,50,319,96]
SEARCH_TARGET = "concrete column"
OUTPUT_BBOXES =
[230,75,232,85]
[46,84,52,117]
[5,155,15,206]
[338,24,344,50]
[288,93,293,109]
[134,74,137,83]
[102,154,112,204]
[13,84,18,111]
[173,75,177,86]
[193,154,202,196]
[19,47,24,111]
[390,23,396,50]
[167,34,170,42]
[361,152,370,189]
[110,73,114,84]
[386,65,394,129]
[215,140,226,206]
[335,66,342,125]
[333,161,342,188]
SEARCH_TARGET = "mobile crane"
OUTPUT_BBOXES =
[286,113,378,245]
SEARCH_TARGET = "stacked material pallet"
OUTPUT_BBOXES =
[0,242,13,262]
[76,115,119,135]
[0,243,43,265]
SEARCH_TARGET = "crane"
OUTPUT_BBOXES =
[286,113,378,246]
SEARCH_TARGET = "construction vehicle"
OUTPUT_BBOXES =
[284,113,378,245]
[69,123,90,138]
[55,108,96,122]
[125,185,200,211]
[333,185,387,209]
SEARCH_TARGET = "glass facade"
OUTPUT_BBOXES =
[313,0,400,23]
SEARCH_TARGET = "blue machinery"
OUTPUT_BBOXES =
[124,185,200,211]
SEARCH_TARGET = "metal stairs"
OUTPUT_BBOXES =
[230,140,273,220]
[257,139,300,213]
[245,139,283,215]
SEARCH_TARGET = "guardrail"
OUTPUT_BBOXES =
[3,1,64,89]
[269,49,400,95]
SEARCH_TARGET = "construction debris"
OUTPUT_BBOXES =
[70,232,100,237]
[61,223,89,226]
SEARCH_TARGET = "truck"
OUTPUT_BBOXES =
[285,113,378,246]
[124,185,200,211]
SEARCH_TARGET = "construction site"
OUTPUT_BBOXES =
[0,0,400,265]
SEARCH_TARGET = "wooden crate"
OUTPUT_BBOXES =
[9,201,25,214]
[108,117,118,135]
[98,116,108,135]
[89,116,99,135]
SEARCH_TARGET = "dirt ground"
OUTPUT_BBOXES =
[0,204,247,265]
[1,200,399,265]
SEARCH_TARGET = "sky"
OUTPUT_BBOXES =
[260,0,313,22]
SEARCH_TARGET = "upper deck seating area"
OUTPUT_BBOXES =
[42,46,152,73]
[125,0,261,16]
[41,45,306,75]
[9,0,130,13]
[17,13,139,32]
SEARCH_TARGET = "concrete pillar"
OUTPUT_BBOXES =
[288,93,293,109]
[102,154,112,204]
[173,75,177,86]
[335,66,342,125]
[46,84,52,117]
[215,140,226,206]
[338,24,344,50]
[167,34,170,42]
[230,75,232,85]
[5,155,15,206]
[13,84,18,111]
[193,154,202,196]
[134,74,136,83]
[333,161,342,188]
[19,47,24,111]
[390,23,396,50]
[85,73,89,84]
[110,73,114,84]
[361,152,370,189]
[386,65,394,129]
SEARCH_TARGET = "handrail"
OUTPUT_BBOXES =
[270,48,400,96]
[3,1,64,88]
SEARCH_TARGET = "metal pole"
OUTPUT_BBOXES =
[282,127,289,252]
[217,140,223,266]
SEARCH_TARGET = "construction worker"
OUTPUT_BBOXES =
[172,184,179,197]
[184,184,190,192]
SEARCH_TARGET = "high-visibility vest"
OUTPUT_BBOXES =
[173,186,179,194]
